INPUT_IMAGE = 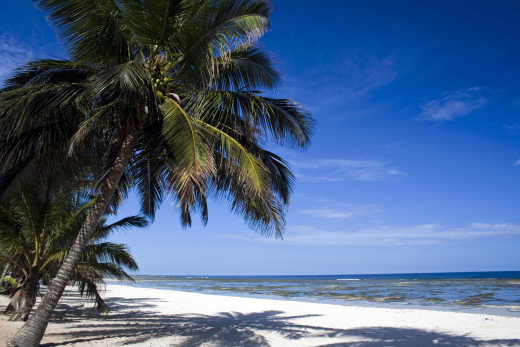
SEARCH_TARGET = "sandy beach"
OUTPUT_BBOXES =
[1,284,519,346]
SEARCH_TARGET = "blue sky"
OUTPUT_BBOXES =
[2,1,520,275]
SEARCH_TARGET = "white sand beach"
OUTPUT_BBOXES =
[1,284,520,346]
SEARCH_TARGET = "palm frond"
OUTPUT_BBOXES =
[2,59,92,91]
[93,215,148,241]
[131,148,168,219]
[5,0,312,250]
[83,242,138,271]
[75,275,108,312]
[200,45,279,90]
[176,0,271,69]
[184,90,313,147]
[119,0,181,46]
[193,117,266,193]
[210,151,285,237]
[35,0,131,65]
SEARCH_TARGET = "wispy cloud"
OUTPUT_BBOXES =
[418,87,487,121]
[291,159,405,182]
[504,124,520,136]
[341,55,398,98]
[282,223,520,246]
[225,222,520,246]
[514,160,520,166]
[0,35,34,83]
[280,54,399,113]
[299,204,380,220]
[504,124,520,131]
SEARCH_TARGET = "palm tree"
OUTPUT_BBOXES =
[69,215,143,313]
[0,1,312,345]
[0,184,146,321]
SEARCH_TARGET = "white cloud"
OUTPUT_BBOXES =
[281,223,520,246]
[292,159,404,182]
[418,87,487,121]
[0,35,34,83]
[299,205,380,220]
[514,160,520,166]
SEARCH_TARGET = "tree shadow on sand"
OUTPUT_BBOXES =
[35,295,520,347]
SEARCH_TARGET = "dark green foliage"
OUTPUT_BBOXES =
[0,183,145,313]
[1,2,313,343]
[0,276,18,295]
[0,0,313,238]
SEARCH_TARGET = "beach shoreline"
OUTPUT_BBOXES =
[106,272,520,318]
[1,283,520,346]
[108,280,520,319]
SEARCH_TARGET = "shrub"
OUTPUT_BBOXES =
[0,276,18,294]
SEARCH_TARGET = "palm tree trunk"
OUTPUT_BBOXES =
[7,134,136,347]
[6,273,40,321]
[1,263,9,278]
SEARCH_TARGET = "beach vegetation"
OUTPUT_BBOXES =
[0,183,145,321]
[0,276,18,295]
[0,0,312,345]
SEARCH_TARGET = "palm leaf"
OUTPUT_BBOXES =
[184,90,313,147]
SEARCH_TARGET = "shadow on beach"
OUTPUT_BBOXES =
[26,291,520,347]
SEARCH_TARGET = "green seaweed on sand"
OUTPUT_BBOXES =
[456,292,495,306]
[308,292,405,302]
[395,281,418,287]
[373,296,406,302]
[271,290,300,297]
[425,297,445,303]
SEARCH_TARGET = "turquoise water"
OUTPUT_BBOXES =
[109,272,520,316]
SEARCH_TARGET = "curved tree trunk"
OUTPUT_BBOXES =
[8,134,136,347]
[1,263,9,278]
[5,274,40,321]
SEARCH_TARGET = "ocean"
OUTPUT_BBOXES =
[109,271,520,316]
